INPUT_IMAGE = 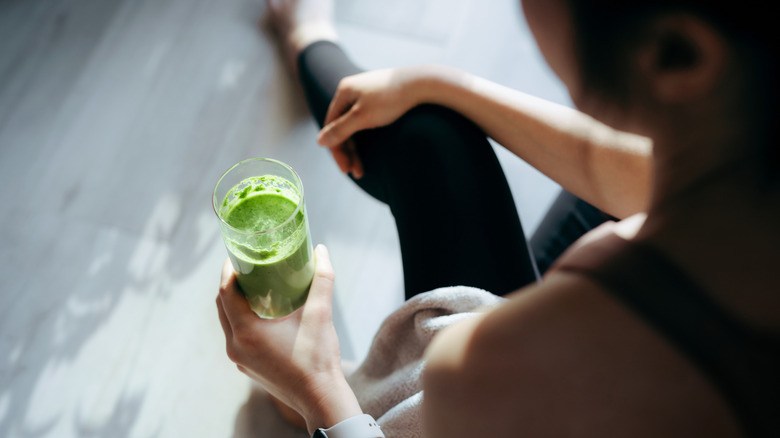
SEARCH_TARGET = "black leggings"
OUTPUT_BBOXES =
[298,41,611,300]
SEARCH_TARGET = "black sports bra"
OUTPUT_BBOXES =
[551,231,780,437]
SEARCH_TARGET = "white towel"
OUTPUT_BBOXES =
[238,286,502,438]
[347,286,505,438]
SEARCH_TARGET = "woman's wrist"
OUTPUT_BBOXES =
[301,372,364,435]
[407,64,473,109]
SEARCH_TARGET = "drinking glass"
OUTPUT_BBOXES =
[213,158,314,318]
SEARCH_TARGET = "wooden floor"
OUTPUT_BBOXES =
[0,0,566,436]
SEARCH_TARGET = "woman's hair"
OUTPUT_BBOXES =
[567,0,778,181]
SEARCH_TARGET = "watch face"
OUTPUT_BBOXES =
[312,429,328,438]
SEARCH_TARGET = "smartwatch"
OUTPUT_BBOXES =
[311,414,385,438]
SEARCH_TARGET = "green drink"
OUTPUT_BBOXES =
[213,158,315,318]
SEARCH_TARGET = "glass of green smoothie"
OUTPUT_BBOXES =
[213,158,315,319]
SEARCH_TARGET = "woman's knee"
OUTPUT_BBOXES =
[357,104,488,166]
[352,103,496,192]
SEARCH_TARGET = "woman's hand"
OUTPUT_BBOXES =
[216,244,362,433]
[318,66,434,178]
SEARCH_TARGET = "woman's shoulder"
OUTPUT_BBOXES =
[423,269,743,437]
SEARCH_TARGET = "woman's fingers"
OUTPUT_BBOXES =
[346,140,364,179]
[216,293,232,340]
[218,259,255,330]
[217,259,235,334]
[322,107,366,177]
[328,140,364,178]
[328,145,352,174]
[323,82,352,127]
[320,85,363,175]
[220,258,234,290]
[318,105,372,148]
[311,244,335,302]
[323,96,351,130]
[318,107,370,178]
[302,245,336,320]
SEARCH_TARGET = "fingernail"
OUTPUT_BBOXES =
[316,244,328,257]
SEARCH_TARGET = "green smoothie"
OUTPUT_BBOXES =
[219,175,314,318]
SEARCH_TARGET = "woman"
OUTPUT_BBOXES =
[216,0,779,436]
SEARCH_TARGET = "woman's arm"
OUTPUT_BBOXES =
[419,65,652,219]
[319,65,652,219]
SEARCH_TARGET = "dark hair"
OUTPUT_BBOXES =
[567,0,778,181]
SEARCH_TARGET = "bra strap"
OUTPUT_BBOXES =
[551,233,780,438]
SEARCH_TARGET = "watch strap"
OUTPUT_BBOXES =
[312,414,384,438]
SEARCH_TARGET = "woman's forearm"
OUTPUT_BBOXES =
[414,65,652,219]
